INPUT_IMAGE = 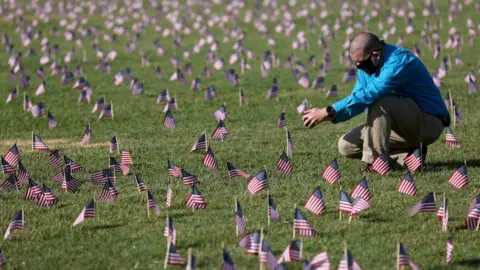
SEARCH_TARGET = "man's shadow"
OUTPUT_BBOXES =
[427,159,480,170]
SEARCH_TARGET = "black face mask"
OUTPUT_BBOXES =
[356,55,378,75]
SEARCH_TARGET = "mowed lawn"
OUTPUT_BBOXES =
[0,1,480,269]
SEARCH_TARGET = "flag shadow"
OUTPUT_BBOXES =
[454,258,480,267]
[88,223,125,230]
[427,159,480,170]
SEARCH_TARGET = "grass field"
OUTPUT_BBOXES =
[1,0,480,269]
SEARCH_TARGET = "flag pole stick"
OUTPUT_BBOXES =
[163,235,171,269]
[259,227,264,270]
[115,132,120,155]
[187,248,192,268]
[235,196,239,236]
[205,130,208,151]
[174,95,178,111]
[396,242,400,270]
[31,131,34,151]
[448,90,454,127]
[443,192,446,232]
[285,127,289,156]
[344,241,348,265]
[292,204,296,240]
[267,190,270,226]
[239,88,242,106]
[146,189,150,218]
[111,101,114,121]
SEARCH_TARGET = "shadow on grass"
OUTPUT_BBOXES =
[89,223,125,230]
[427,159,480,170]
[455,258,480,267]
[360,214,392,223]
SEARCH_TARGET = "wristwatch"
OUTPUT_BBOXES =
[326,105,335,119]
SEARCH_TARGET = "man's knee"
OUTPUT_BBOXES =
[338,135,354,157]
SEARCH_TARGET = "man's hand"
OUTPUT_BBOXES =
[302,107,329,128]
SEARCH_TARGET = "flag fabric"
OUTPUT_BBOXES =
[277,112,286,128]
[212,120,229,140]
[338,250,363,270]
[168,160,182,178]
[64,156,84,172]
[147,190,161,217]
[409,192,436,216]
[72,200,96,227]
[90,169,107,185]
[166,184,173,208]
[0,247,4,267]
[239,232,261,255]
[157,89,170,103]
[268,195,280,222]
[404,148,422,173]
[466,204,480,230]
[51,170,65,182]
[322,159,341,184]
[247,170,268,195]
[102,168,116,184]
[47,111,57,128]
[49,150,62,168]
[62,172,82,193]
[135,173,147,192]
[181,168,199,185]
[239,90,246,104]
[227,162,249,179]
[445,127,460,149]
[98,103,113,119]
[326,85,338,97]
[293,208,316,236]
[278,240,302,263]
[305,187,326,215]
[190,134,207,152]
[398,172,417,196]
[4,210,24,240]
[0,174,20,190]
[296,98,308,114]
[30,103,45,117]
[166,242,185,266]
[202,147,218,169]
[4,144,20,166]
[163,110,176,128]
[448,165,469,189]
[92,97,105,112]
[24,178,42,200]
[286,131,293,156]
[339,190,353,214]
[437,200,449,232]
[109,136,119,153]
[371,152,390,175]
[304,251,330,270]
[350,177,372,202]
[398,243,420,270]
[213,104,228,121]
[163,97,178,112]
[16,162,30,185]
[32,135,49,151]
[276,152,293,174]
[109,157,122,173]
[163,217,177,244]
[235,201,247,234]
[221,248,238,270]
[259,240,278,270]
[98,180,119,202]
[2,157,15,175]
[37,184,57,207]
[446,237,454,264]
[350,197,372,216]
[186,185,207,209]
[80,124,92,144]
[121,149,133,167]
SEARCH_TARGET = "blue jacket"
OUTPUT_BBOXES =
[332,43,450,126]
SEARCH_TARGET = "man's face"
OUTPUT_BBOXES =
[352,49,382,75]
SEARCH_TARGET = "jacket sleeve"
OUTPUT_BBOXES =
[332,53,412,123]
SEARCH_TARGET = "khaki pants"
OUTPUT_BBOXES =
[338,95,444,166]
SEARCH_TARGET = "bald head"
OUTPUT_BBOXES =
[349,32,383,61]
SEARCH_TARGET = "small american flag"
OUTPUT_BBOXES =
[322,159,341,183]
[49,150,62,168]
[213,104,228,121]
[409,192,436,216]
[247,170,268,195]
[90,169,107,185]
[326,85,338,97]
[98,179,118,202]
[268,195,280,222]
[103,168,116,184]
[181,168,199,186]
[30,102,45,117]
[98,103,113,119]
[186,185,207,209]
[293,208,316,236]
[221,248,238,270]
[166,242,185,266]
[0,247,4,267]
[64,156,84,172]
[72,200,96,227]
[404,148,422,172]
[135,173,147,192]
[190,133,207,152]
[202,147,218,169]
[398,172,417,196]
[166,184,173,208]
[80,124,92,144]
[439,200,449,232]
[5,87,18,103]
[109,136,118,153]
[445,127,460,149]
[47,111,57,128]
[239,232,261,255]
[32,135,49,151]
[163,97,178,112]
[278,240,302,263]
[25,178,42,200]
[235,201,247,235]
[78,90,90,103]
[338,250,362,270]
[350,177,372,202]
[277,112,286,128]
[296,98,308,114]
[157,89,170,103]
[466,205,480,230]
[212,120,229,140]
[266,84,279,99]
[147,190,161,217]
[62,172,82,193]
[305,187,325,215]
[4,144,20,166]
[37,184,57,207]
[304,251,330,270]
[448,165,469,189]
[286,131,293,156]
[1,157,15,175]
[24,94,32,110]
[163,110,176,128]
[339,190,353,214]
[227,162,249,179]
[239,89,246,105]
[350,197,371,216]
[446,236,454,264]
[121,149,133,166]
[0,174,20,190]
[398,243,420,270]
[3,210,24,240]
[371,152,390,175]
[259,240,278,269]
[168,160,182,178]
[163,216,177,244]
[51,171,65,182]
[276,152,292,174]
[109,157,122,173]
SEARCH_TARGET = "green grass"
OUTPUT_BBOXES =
[1,1,480,269]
